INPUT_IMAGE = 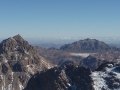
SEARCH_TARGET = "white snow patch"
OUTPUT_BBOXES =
[91,64,120,90]
[25,57,28,60]
[91,71,108,90]
[11,72,14,83]
[4,58,8,63]
[25,51,29,55]
[19,83,24,90]
[67,83,71,86]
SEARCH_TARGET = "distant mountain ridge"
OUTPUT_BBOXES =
[60,38,120,52]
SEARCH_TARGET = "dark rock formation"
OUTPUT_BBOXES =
[80,55,107,71]
[25,64,94,90]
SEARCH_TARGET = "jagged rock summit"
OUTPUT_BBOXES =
[0,34,53,90]
[60,38,120,53]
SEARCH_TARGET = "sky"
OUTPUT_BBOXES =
[0,0,120,39]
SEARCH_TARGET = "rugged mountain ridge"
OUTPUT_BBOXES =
[25,64,93,90]
[0,34,53,90]
[25,62,120,90]
[1,35,120,90]
[60,38,120,53]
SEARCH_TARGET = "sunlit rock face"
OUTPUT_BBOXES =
[0,34,53,90]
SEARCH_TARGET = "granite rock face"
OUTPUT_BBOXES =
[0,34,53,90]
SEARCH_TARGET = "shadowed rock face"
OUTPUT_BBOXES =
[80,55,107,71]
[60,38,120,53]
[0,34,53,90]
[25,64,94,90]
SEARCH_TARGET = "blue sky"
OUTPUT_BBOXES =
[0,0,120,38]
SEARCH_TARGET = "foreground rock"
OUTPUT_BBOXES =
[25,64,93,90]
[0,35,53,90]
[25,62,120,90]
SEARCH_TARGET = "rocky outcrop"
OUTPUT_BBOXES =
[25,64,93,90]
[60,38,120,53]
[0,34,53,90]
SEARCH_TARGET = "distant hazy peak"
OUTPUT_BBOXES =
[60,38,120,53]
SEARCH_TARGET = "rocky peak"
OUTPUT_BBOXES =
[13,34,27,46]
[13,34,23,40]
[0,35,53,90]
[0,34,33,54]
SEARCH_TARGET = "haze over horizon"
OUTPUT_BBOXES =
[0,0,120,39]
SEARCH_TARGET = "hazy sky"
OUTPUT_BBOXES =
[0,0,120,38]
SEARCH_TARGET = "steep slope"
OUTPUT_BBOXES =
[0,34,53,90]
[60,38,120,53]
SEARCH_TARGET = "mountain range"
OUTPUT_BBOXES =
[0,35,120,90]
